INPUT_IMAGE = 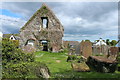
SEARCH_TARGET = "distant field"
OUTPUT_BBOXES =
[35,51,120,78]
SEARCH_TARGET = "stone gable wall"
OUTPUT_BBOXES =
[19,4,64,52]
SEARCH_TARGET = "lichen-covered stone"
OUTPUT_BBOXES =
[71,62,90,72]
[80,40,92,58]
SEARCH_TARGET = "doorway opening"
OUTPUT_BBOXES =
[41,40,48,51]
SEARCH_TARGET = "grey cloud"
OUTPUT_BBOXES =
[2,25,19,34]
[2,2,118,41]
[3,2,62,20]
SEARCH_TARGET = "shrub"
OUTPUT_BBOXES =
[2,38,34,65]
[2,38,50,78]
[3,62,29,78]
[67,55,77,62]
[2,62,50,78]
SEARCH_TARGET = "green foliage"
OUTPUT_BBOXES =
[106,39,117,46]
[67,55,77,62]
[2,38,40,78]
[2,38,34,65]
[3,62,29,78]
[40,6,48,16]
[85,39,90,42]
[42,6,46,9]
[3,62,49,78]
[77,56,86,63]
[41,30,48,34]
[13,40,19,47]
[59,48,68,53]
[67,55,87,63]
[106,39,111,45]
[110,40,117,46]
[93,54,104,56]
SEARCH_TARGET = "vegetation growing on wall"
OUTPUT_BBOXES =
[20,5,49,31]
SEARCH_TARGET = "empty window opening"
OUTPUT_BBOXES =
[10,35,16,40]
[11,37,13,40]
[41,17,48,28]
[26,39,35,46]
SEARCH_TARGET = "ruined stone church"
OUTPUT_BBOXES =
[19,4,64,52]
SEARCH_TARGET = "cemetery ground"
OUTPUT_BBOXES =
[2,38,120,79]
[35,51,120,78]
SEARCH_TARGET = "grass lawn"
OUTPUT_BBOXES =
[35,51,120,78]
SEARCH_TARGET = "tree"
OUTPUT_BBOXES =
[85,39,90,42]
[106,39,111,46]
[110,40,117,46]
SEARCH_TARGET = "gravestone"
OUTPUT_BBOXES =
[109,47,118,56]
[87,56,118,73]
[80,41,92,58]
[108,47,118,60]
[92,45,109,55]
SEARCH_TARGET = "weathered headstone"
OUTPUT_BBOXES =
[80,41,92,58]
[87,56,118,73]
[92,45,109,55]
[109,47,118,56]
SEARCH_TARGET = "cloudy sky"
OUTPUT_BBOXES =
[1,2,118,41]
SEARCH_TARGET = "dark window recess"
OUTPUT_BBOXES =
[11,37,13,39]
[41,17,48,28]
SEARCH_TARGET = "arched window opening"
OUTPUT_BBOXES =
[26,39,35,46]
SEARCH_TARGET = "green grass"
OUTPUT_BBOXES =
[35,51,120,78]
[35,51,71,75]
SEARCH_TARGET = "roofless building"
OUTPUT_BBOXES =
[19,3,64,52]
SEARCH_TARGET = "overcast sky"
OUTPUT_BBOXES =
[1,2,118,41]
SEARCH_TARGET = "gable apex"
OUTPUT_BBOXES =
[42,3,48,7]
[20,3,63,31]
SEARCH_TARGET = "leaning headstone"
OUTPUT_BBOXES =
[87,56,118,73]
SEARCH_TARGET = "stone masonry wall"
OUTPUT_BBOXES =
[19,4,64,52]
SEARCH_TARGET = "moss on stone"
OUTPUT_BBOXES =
[41,30,48,35]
